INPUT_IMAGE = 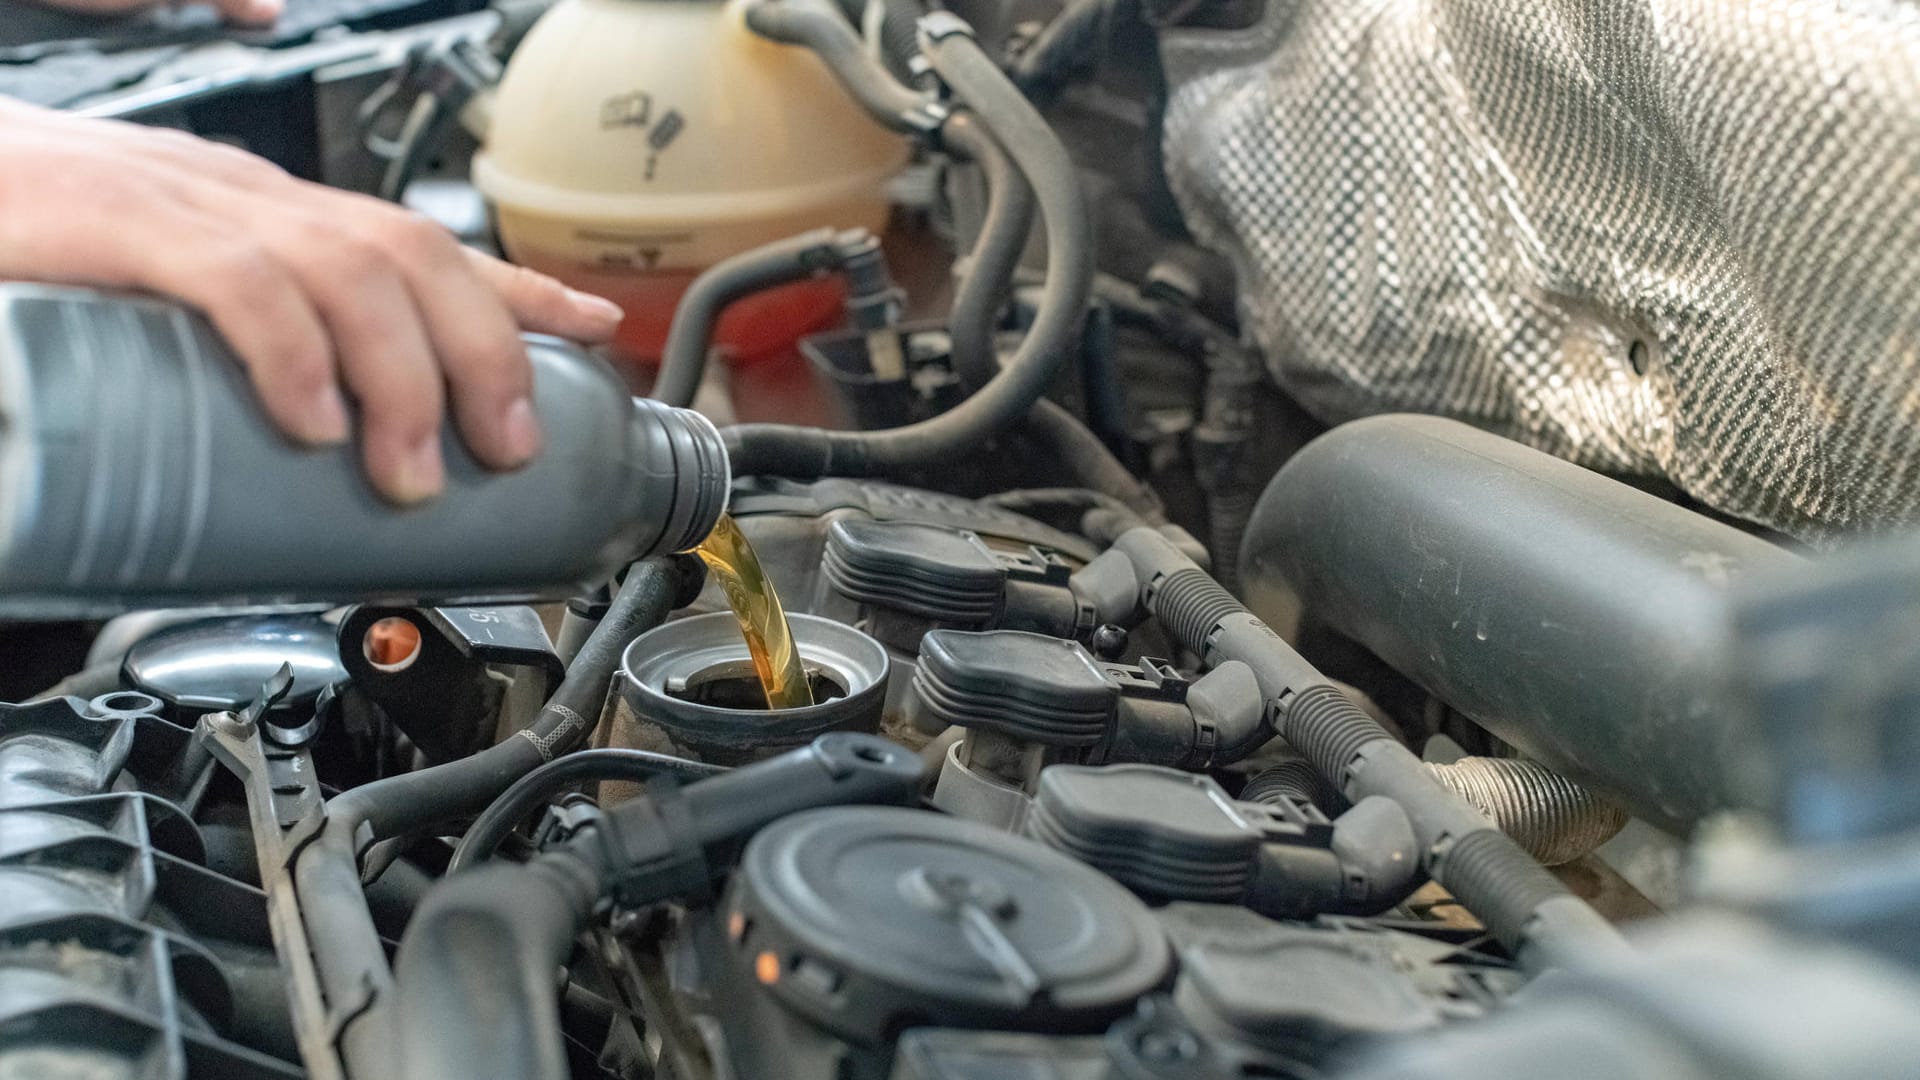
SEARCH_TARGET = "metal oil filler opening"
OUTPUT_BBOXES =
[692,512,815,709]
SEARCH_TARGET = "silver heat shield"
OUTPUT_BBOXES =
[1159,0,1920,543]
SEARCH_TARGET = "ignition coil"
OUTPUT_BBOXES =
[819,518,1099,649]
[903,627,1269,827]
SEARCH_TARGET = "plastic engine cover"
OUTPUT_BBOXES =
[0,693,298,1078]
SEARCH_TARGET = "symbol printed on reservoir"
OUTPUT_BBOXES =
[600,91,653,130]
[648,109,686,151]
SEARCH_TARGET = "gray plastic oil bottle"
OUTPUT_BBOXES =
[0,284,729,616]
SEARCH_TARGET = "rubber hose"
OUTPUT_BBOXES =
[1194,358,1260,596]
[1012,0,1138,107]
[1204,487,1254,596]
[395,848,603,1080]
[943,113,1035,391]
[940,117,1155,518]
[1241,757,1339,815]
[743,0,932,131]
[870,0,925,78]
[1077,300,1130,453]
[653,228,842,408]
[449,748,729,872]
[722,21,1093,480]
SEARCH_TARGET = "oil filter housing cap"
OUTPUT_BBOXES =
[726,806,1174,1044]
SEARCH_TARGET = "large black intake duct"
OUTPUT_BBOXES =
[1241,415,1800,831]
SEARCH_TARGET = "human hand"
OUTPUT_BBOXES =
[0,98,625,503]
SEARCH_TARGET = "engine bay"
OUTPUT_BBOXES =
[4,0,1920,1078]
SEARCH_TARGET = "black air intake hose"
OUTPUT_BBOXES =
[1240,414,1800,831]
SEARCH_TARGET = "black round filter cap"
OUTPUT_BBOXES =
[727,806,1174,1045]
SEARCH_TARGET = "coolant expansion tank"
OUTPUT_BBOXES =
[474,0,909,365]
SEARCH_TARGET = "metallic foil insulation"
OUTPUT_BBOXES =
[1160,0,1920,542]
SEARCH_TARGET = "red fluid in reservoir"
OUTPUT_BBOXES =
[503,251,853,371]
[603,273,852,369]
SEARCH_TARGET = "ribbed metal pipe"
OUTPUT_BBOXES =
[1426,757,1626,866]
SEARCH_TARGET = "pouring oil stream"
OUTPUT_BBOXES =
[693,511,815,709]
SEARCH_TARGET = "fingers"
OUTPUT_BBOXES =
[464,250,625,344]
[149,172,446,502]
[107,132,498,493]
[0,108,627,505]
[359,209,543,472]
[158,185,453,501]
[232,191,567,499]
[165,234,347,447]
[284,224,451,504]
[163,177,510,501]
[0,158,345,447]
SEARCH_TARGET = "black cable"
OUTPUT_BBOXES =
[941,111,1155,520]
[1023,399,1166,520]
[1088,271,1263,588]
[396,847,602,1080]
[449,748,729,873]
[1076,298,1130,452]
[723,17,1094,480]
